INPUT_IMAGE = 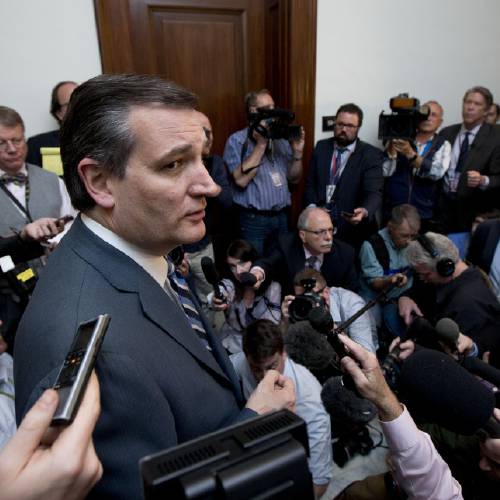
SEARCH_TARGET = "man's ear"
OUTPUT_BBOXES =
[298,229,306,244]
[77,158,115,209]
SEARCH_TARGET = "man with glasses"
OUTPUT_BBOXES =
[0,106,74,346]
[251,207,358,296]
[304,103,383,248]
[26,81,78,167]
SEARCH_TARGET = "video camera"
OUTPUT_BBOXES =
[378,93,430,141]
[288,278,327,323]
[249,106,302,141]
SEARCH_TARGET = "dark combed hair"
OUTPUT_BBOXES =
[244,88,272,117]
[335,102,364,127]
[243,319,284,362]
[60,74,198,212]
[463,86,494,109]
[226,239,266,300]
[50,81,77,120]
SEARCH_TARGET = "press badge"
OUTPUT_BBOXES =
[326,184,336,203]
[270,170,283,187]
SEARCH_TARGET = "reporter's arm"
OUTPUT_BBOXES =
[0,372,102,500]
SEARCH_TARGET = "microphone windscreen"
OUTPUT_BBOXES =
[239,272,257,287]
[284,321,335,371]
[462,356,500,388]
[321,376,376,425]
[435,318,460,345]
[200,256,219,286]
[400,349,495,435]
[308,307,334,335]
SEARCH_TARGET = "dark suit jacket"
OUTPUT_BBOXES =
[467,219,500,273]
[438,123,500,227]
[14,217,253,499]
[304,138,383,244]
[255,232,358,296]
[26,129,60,166]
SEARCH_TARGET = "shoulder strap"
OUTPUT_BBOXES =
[369,233,390,272]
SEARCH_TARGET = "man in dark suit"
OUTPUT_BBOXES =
[467,218,500,300]
[251,207,358,296]
[26,81,77,166]
[304,103,383,247]
[14,74,295,499]
[437,86,500,232]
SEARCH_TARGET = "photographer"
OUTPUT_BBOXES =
[383,100,451,231]
[223,89,305,256]
[339,335,463,499]
[283,268,377,353]
[208,239,281,353]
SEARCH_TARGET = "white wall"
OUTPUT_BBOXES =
[0,0,101,137]
[315,0,500,145]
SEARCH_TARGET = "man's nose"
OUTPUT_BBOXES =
[5,140,17,153]
[190,159,220,198]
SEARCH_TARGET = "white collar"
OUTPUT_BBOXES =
[81,214,168,288]
[0,164,27,176]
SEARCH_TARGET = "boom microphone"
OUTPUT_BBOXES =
[200,256,224,300]
[461,356,500,388]
[399,349,498,436]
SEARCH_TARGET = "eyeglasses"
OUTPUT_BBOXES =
[334,122,359,130]
[0,137,25,152]
[303,228,334,237]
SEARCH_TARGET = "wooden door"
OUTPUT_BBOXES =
[95,0,266,155]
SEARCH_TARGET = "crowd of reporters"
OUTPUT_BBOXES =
[0,78,500,499]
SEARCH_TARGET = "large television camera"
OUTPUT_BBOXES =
[249,106,302,141]
[378,93,430,141]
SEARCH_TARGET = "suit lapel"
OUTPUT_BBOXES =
[464,123,489,172]
[68,217,233,388]
[320,139,335,189]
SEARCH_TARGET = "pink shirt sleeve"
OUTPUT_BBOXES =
[380,406,463,500]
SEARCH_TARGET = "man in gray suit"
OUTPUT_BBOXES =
[14,75,295,499]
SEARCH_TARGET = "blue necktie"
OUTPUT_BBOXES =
[167,266,211,350]
[331,148,347,184]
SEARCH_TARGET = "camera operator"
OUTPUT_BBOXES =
[223,89,305,256]
[383,100,451,232]
[282,268,377,353]
[339,334,463,499]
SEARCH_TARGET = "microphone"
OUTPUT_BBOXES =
[461,356,500,388]
[284,320,337,384]
[399,349,498,436]
[200,256,224,300]
[321,376,376,426]
[435,318,460,351]
[239,272,257,287]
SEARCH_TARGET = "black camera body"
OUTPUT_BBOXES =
[378,93,430,141]
[249,106,302,141]
[289,278,327,323]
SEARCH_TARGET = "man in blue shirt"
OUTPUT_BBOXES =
[230,319,332,498]
[223,89,305,255]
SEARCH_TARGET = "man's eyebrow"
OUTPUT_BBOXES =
[153,144,194,165]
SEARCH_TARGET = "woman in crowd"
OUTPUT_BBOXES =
[209,239,281,353]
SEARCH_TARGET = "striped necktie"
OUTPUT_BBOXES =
[167,265,211,350]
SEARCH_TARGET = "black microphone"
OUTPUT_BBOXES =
[435,317,460,352]
[239,272,257,287]
[321,376,376,425]
[461,356,500,388]
[200,256,224,300]
[400,349,498,436]
[307,308,359,393]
